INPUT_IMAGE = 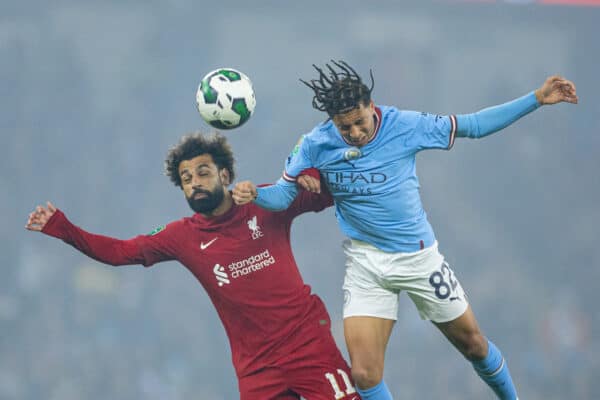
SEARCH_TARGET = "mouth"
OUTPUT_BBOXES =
[193,192,208,200]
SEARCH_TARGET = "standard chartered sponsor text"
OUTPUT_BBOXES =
[227,249,275,278]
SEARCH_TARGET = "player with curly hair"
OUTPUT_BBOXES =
[26,132,362,400]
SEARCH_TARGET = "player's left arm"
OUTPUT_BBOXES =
[456,75,578,139]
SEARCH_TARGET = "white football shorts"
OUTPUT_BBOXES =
[342,239,468,323]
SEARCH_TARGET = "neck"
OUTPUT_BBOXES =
[201,191,233,218]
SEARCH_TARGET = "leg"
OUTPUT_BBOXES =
[434,306,518,400]
[341,239,399,399]
[433,305,487,360]
[398,245,517,400]
[283,316,361,400]
[344,316,395,398]
[239,367,298,400]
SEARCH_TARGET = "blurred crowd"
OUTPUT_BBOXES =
[2,1,599,399]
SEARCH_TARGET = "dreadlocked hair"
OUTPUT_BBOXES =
[300,60,374,118]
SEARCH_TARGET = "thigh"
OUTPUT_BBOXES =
[284,332,360,400]
[239,367,298,400]
[344,316,395,369]
[401,252,468,323]
[342,239,399,320]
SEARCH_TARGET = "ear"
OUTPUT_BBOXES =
[220,168,231,186]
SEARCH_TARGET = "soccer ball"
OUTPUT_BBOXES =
[196,68,256,130]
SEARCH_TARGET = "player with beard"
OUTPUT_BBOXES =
[25,132,361,400]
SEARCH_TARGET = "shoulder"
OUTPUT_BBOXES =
[302,121,339,146]
[238,197,273,217]
[164,217,190,232]
[286,123,338,164]
[143,218,187,241]
[243,201,293,229]
[376,105,424,139]
[379,105,421,125]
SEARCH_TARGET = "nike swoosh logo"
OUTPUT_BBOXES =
[200,237,218,250]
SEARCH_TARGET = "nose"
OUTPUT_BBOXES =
[191,174,204,188]
[348,126,365,142]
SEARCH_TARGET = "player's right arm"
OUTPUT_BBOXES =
[234,134,315,210]
[232,179,299,210]
[26,202,175,267]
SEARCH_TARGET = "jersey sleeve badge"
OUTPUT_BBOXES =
[147,224,165,236]
[286,135,305,166]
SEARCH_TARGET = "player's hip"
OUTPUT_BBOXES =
[342,238,444,281]
[342,239,468,322]
[234,295,334,372]
[237,318,356,399]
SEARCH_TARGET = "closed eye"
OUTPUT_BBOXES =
[339,119,365,131]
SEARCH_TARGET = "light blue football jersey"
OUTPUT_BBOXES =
[280,106,457,252]
[256,92,539,253]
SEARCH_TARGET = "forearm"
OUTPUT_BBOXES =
[43,211,146,266]
[255,180,299,211]
[456,91,540,139]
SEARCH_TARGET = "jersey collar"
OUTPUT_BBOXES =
[191,199,238,230]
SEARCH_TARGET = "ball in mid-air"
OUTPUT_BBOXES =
[196,68,256,130]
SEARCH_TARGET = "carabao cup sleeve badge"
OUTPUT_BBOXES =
[286,135,305,165]
[147,225,165,236]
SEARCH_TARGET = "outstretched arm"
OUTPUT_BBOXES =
[26,202,172,266]
[456,75,577,139]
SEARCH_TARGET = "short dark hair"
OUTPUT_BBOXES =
[300,60,374,118]
[165,132,235,187]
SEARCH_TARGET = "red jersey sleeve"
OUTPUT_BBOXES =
[298,167,320,180]
[42,210,177,267]
[285,170,333,219]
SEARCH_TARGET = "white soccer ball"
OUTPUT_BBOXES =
[195,68,256,130]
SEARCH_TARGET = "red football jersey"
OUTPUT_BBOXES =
[42,189,334,378]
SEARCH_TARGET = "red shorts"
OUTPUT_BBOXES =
[238,323,360,400]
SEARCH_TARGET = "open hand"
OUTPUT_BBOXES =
[26,201,57,231]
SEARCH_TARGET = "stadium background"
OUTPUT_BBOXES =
[2,0,599,399]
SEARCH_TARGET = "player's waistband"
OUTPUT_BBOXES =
[348,238,437,255]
